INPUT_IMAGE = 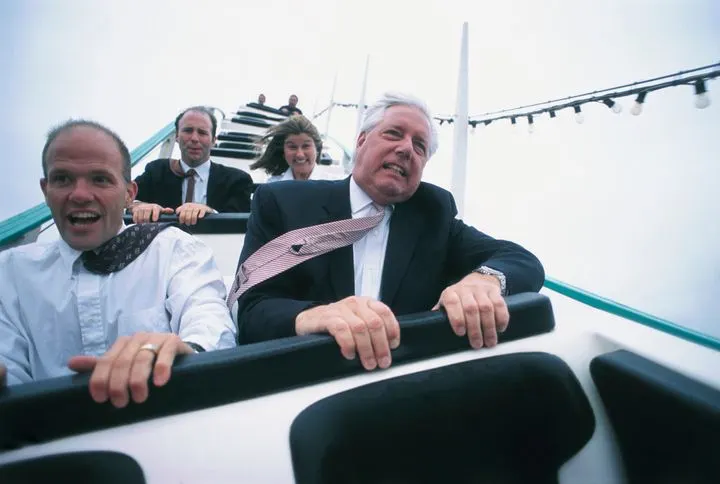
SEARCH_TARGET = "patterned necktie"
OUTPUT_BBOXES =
[81,223,175,274]
[226,205,385,309]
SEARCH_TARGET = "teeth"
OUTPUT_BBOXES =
[384,164,405,176]
[70,212,98,219]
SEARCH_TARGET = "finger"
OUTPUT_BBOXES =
[88,336,132,404]
[189,208,199,225]
[132,209,141,224]
[197,207,208,220]
[151,205,161,222]
[462,291,484,349]
[369,299,400,350]
[441,290,466,337]
[491,292,510,334]
[477,293,498,348]
[347,312,377,371]
[326,316,356,361]
[128,342,160,404]
[105,334,152,408]
[68,355,98,373]
[153,336,193,387]
[177,207,187,225]
[356,302,392,369]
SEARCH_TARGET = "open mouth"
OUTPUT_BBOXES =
[67,212,100,226]
[383,162,407,177]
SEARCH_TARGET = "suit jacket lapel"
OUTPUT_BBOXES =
[322,178,354,300]
[380,200,424,306]
[165,159,183,207]
[206,162,218,208]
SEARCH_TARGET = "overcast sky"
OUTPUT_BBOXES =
[1,0,718,338]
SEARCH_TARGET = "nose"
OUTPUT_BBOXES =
[68,179,94,203]
[395,135,413,158]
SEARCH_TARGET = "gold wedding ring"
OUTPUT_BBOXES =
[139,343,160,355]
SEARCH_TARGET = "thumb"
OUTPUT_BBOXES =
[67,355,98,373]
[432,300,441,311]
[162,207,175,214]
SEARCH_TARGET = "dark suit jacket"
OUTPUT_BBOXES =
[236,177,545,343]
[134,158,252,212]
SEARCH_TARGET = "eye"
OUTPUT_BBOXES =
[50,173,70,185]
[413,140,427,155]
[93,175,111,185]
[384,129,402,139]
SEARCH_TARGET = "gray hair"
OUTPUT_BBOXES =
[358,92,439,158]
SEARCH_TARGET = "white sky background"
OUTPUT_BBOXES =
[1,0,718,337]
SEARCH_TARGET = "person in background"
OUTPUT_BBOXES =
[231,92,545,372]
[0,120,237,407]
[129,106,253,226]
[250,115,333,182]
[257,94,266,106]
[279,94,303,116]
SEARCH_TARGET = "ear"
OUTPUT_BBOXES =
[40,178,48,197]
[356,131,367,149]
[126,180,138,206]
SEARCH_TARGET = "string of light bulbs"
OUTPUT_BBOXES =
[323,62,718,133]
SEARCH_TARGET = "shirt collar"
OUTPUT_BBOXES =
[57,223,128,273]
[180,158,211,182]
[281,165,320,181]
[350,175,386,215]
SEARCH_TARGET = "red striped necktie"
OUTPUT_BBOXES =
[226,204,385,309]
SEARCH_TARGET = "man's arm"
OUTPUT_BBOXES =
[0,278,32,386]
[235,185,321,343]
[167,232,238,351]
[446,198,544,295]
[66,231,236,408]
[219,168,253,213]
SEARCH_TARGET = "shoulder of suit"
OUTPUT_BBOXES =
[210,162,252,180]
[259,178,341,199]
[411,181,453,205]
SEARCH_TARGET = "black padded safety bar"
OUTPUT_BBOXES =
[231,116,272,128]
[210,147,256,160]
[0,293,554,450]
[0,451,146,484]
[245,102,288,116]
[236,111,285,122]
[218,132,260,143]
[590,350,720,484]
[121,213,249,234]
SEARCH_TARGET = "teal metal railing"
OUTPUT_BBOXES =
[1,119,718,353]
[0,122,174,247]
[544,277,720,351]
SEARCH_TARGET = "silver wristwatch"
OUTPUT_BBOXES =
[474,266,507,296]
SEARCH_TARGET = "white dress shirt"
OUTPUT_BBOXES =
[0,225,237,386]
[349,176,393,300]
[266,166,329,183]
[180,158,211,205]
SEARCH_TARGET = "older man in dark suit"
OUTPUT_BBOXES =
[129,106,253,225]
[232,92,544,371]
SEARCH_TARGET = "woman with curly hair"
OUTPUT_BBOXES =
[250,115,326,182]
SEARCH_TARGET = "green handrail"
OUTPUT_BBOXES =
[544,276,720,351]
[0,122,175,247]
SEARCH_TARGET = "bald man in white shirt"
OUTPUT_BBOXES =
[0,120,236,408]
